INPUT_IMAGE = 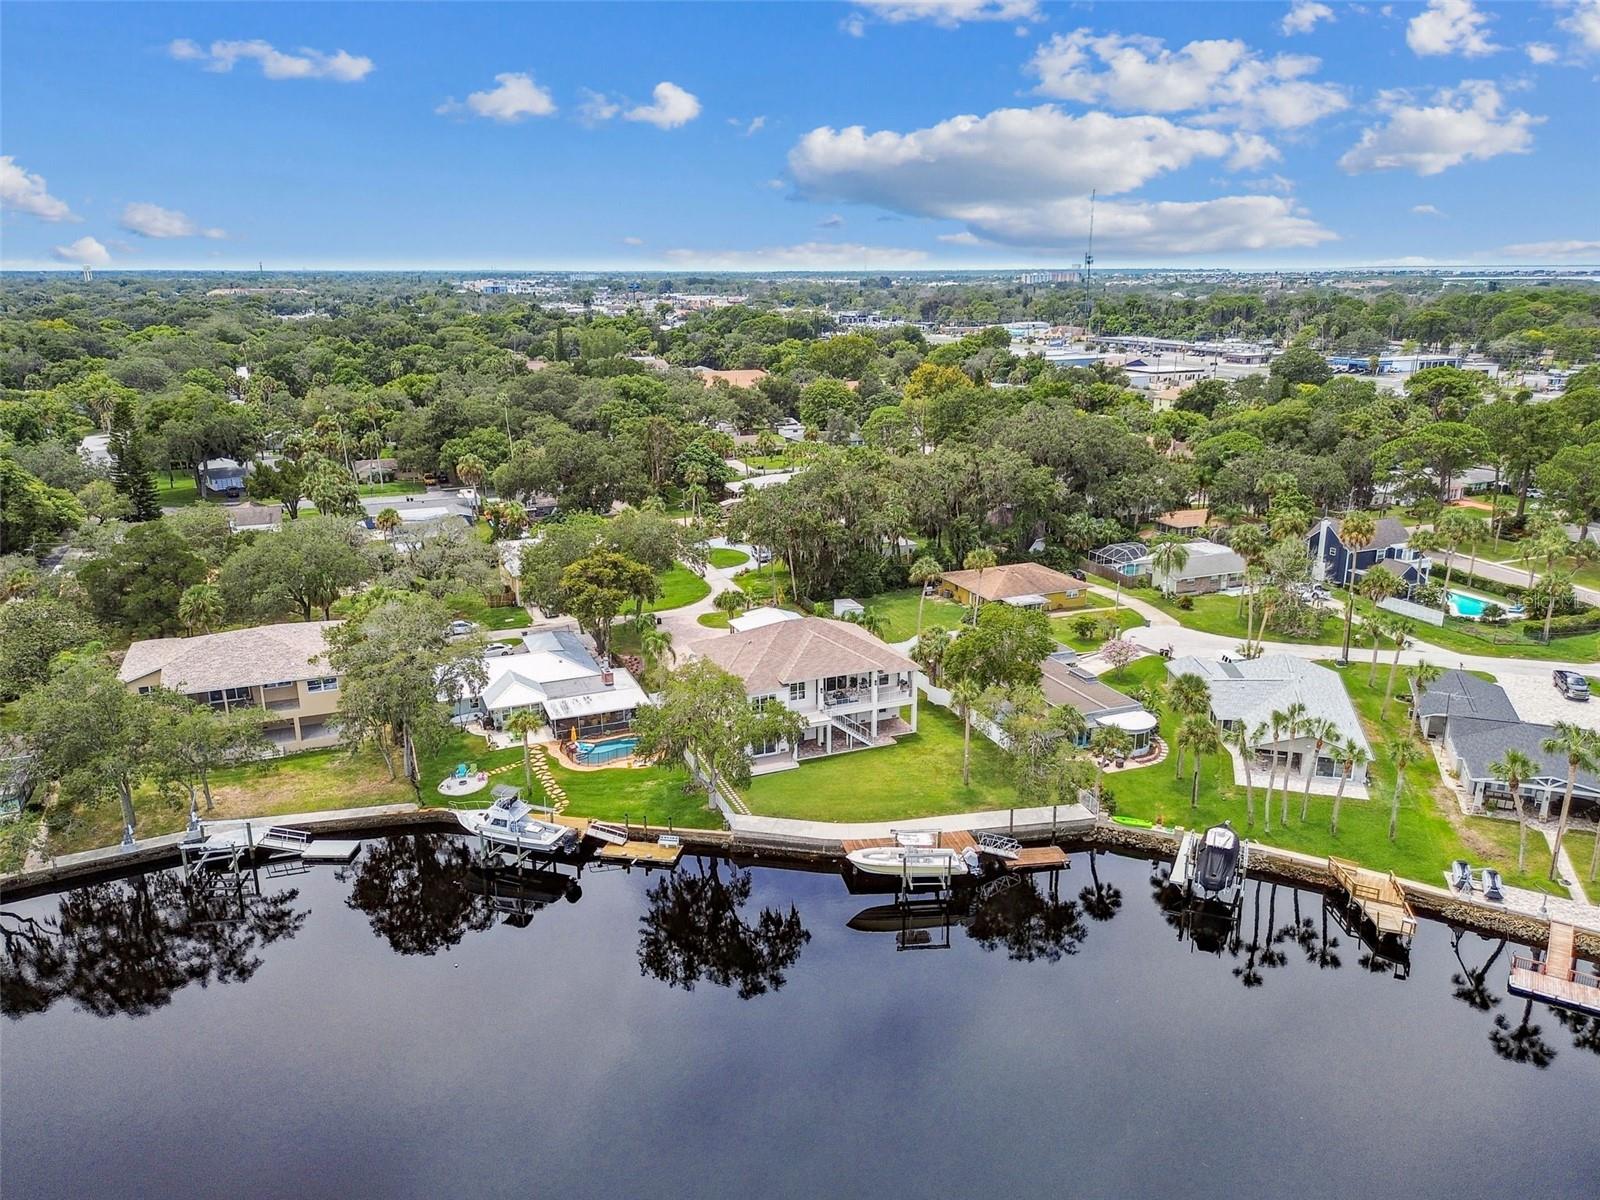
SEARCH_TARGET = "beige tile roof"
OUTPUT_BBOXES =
[938,561,1077,602]
[693,616,915,694]
[118,621,340,693]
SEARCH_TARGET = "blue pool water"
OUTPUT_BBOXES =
[578,736,637,763]
[1449,590,1522,619]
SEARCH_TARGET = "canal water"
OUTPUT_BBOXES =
[2,839,1595,1200]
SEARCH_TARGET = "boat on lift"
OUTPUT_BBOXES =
[845,845,970,883]
[453,793,576,856]
[1189,822,1247,904]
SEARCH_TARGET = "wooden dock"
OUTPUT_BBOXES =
[1006,845,1069,872]
[1328,856,1417,942]
[598,839,683,868]
[840,831,1067,875]
[1509,922,1600,1015]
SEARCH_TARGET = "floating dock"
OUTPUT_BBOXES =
[1328,856,1417,943]
[1509,922,1600,1016]
[194,824,361,863]
[598,838,683,868]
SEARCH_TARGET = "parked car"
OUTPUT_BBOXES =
[446,619,475,638]
[751,546,773,564]
[483,641,519,659]
[1067,568,1086,581]
[1553,669,1591,701]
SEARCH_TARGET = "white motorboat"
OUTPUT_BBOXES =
[846,845,969,882]
[454,794,576,855]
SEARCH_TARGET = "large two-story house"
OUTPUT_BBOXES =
[1308,516,1431,592]
[118,621,343,752]
[693,616,920,774]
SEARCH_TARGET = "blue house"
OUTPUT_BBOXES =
[1308,516,1431,592]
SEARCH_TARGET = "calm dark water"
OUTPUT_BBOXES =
[2,838,1595,1200]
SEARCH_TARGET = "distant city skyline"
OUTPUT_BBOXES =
[2,1,1597,271]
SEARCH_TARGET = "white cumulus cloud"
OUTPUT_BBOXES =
[855,1,1041,27]
[52,236,110,267]
[0,155,76,221]
[120,202,224,239]
[1411,203,1445,215]
[1338,81,1541,175]
[577,89,622,123]
[1499,239,1600,259]
[1559,0,1600,53]
[1406,0,1500,58]
[1028,30,1347,129]
[1524,42,1560,64]
[621,236,644,246]
[1281,2,1335,36]
[439,72,557,122]
[788,105,1333,254]
[660,242,929,269]
[624,82,701,129]
[168,38,373,81]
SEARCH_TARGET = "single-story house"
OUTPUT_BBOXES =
[1308,516,1431,591]
[694,367,769,390]
[458,629,646,743]
[200,458,248,499]
[1414,672,1600,818]
[227,502,284,534]
[691,616,919,773]
[119,621,343,752]
[937,561,1088,612]
[1039,652,1158,751]
[1150,540,1247,596]
[1154,508,1209,536]
[729,607,803,634]
[1168,654,1371,787]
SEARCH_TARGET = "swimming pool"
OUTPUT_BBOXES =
[577,736,637,764]
[1448,590,1522,619]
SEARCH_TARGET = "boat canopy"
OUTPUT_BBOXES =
[490,794,532,822]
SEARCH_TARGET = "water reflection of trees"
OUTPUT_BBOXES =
[0,872,306,1020]
[344,834,493,955]
[1490,998,1558,1068]
[1077,852,1122,924]
[967,877,1089,963]
[636,859,810,999]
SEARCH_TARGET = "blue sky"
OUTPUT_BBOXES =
[2,1,1597,270]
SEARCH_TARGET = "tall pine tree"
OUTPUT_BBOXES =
[108,396,160,521]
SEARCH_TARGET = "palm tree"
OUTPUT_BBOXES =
[846,607,887,639]
[950,676,984,787]
[504,709,543,796]
[1300,716,1335,821]
[454,453,487,502]
[1088,725,1133,808]
[908,555,943,636]
[374,506,402,541]
[1539,566,1575,644]
[1167,671,1210,779]
[1262,710,1287,833]
[1359,574,1402,685]
[1388,736,1424,842]
[177,582,224,635]
[1540,722,1598,883]
[637,623,675,689]
[1149,536,1191,597]
[1336,510,1377,661]
[961,548,997,622]
[1226,722,1257,828]
[1489,748,1538,872]
[712,588,749,619]
[1435,509,1477,610]
[1229,523,1268,631]
[1280,700,1307,827]
[1329,738,1368,836]
[1180,717,1222,809]
[1381,616,1415,711]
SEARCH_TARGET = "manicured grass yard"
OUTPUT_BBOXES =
[155,473,202,507]
[697,611,731,629]
[446,590,533,631]
[1101,656,1566,894]
[1051,605,1145,652]
[736,560,795,606]
[859,588,968,642]
[1342,590,1600,662]
[1143,591,1346,646]
[643,562,712,612]
[357,481,426,497]
[742,702,1018,821]
[709,547,750,570]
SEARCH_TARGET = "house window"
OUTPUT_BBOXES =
[751,736,782,757]
[205,686,252,709]
[751,694,775,712]
[306,676,339,693]
[263,679,295,690]
[136,686,154,695]
[788,681,807,701]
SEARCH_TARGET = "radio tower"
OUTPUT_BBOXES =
[1082,188,1096,336]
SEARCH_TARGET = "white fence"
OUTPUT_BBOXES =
[1378,595,1445,627]
[921,682,1010,749]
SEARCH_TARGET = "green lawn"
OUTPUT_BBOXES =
[643,562,711,612]
[155,473,202,507]
[1051,605,1146,652]
[737,560,795,606]
[1143,591,1346,645]
[357,481,426,497]
[697,611,731,629]
[858,588,969,642]
[741,453,798,471]
[741,702,1018,821]
[446,590,533,631]
[1342,591,1600,662]
[709,547,750,569]
[1100,656,1566,894]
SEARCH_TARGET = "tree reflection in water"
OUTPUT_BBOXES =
[0,871,306,1020]
[1448,932,1505,1013]
[345,834,493,956]
[1077,851,1122,924]
[967,876,1088,963]
[1553,1009,1600,1056]
[636,858,809,999]
[1490,997,1558,1068]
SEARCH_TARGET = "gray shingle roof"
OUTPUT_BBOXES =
[1166,654,1370,756]
[1447,716,1600,795]
[1415,670,1519,723]
[119,622,339,693]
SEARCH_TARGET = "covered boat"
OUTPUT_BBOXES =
[1191,822,1245,901]
[453,793,576,855]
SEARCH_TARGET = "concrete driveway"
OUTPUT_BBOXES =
[1498,671,1600,733]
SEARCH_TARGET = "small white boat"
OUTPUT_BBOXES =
[454,794,576,855]
[846,846,969,882]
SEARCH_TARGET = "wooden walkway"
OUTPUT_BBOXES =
[1329,856,1418,942]
[1509,922,1600,1015]
[598,839,683,867]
